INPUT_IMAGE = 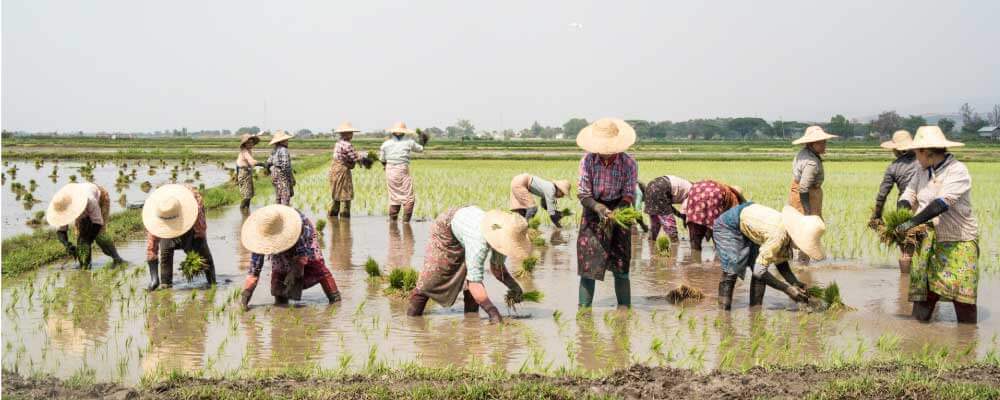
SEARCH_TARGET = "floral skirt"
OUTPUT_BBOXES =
[909,230,979,304]
[414,207,468,306]
[272,174,293,205]
[237,167,254,200]
[577,198,631,281]
[328,161,354,201]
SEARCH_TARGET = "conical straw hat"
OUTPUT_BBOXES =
[792,126,839,145]
[46,183,90,227]
[780,205,826,261]
[268,130,294,145]
[902,125,964,150]
[480,210,533,260]
[335,122,360,134]
[389,122,415,135]
[553,180,571,197]
[142,184,199,239]
[880,130,913,150]
[576,118,636,154]
[240,205,303,255]
[240,134,260,146]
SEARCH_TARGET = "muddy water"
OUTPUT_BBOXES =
[2,205,997,385]
[1,160,229,236]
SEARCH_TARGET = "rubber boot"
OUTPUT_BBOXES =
[954,302,978,324]
[159,261,174,289]
[389,205,401,222]
[329,201,341,217]
[578,277,596,308]
[749,275,766,306]
[319,275,341,304]
[613,272,631,307]
[718,273,738,310]
[463,290,480,314]
[407,290,430,316]
[274,296,289,306]
[146,260,160,291]
[339,201,351,218]
[240,289,254,311]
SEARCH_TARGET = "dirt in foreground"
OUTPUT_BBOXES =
[4,363,1000,400]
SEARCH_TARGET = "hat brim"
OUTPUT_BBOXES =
[792,133,839,145]
[902,140,965,150]
[576,119,636,155]
[241,136,260,146]
[142,184,199,239]
[389,128,415,135]
[480,210,532,260]
[335,129,360,134]
[781,206,826,261]
[46,184,90,227]
[240,205,303,255]
[268,135,291,145]
[880,140,902,150]
[554,180,571,197]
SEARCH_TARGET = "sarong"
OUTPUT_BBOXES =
[385,163,415,207]
[577,198,631,281]
[909,229,979,304]
[328,161,354,201]
[414,207,467,306]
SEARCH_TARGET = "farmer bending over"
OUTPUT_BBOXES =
[509,173,571,227]
[143,184,216,290]
[640,175,692,243]
[47,182,125,269]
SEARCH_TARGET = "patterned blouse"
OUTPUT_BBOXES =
[145,186,208,260]
[249,211,319,277]
[267,146,293,182]
[577,153,637,203]
[334,139,361,169]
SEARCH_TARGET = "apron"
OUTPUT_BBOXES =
[787,180,823,217]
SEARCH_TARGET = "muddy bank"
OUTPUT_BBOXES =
[5,363,1000,399]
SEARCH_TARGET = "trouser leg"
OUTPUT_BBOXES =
[954,301,978,324]
[523,207,538,220]
[649,216,662,241]
[512,209,527,218]
[240,198,251,210]
[689,224,707,251]
[340,201,351,218]
[192,237,216,285]
[95,233,123,265]
[912,291,939,322]
[389,205,401,221]
[613,271,631,307]
[274,296,289,305]
[77,236,94,270]
[407,289,430,316]
[665,215,679,241]
[579,277,596,307]
[158,240,175,287]
[718,272,738,310]
[898,243,914,274]
[463,289,480,313]
[319,273,341,303]
[329,200,341,217]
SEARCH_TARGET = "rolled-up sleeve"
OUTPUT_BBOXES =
[410,140,424,153]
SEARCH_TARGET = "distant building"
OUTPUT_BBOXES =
[978,126,1000,141]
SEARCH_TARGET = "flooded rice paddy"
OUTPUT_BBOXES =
[3,204,998,385]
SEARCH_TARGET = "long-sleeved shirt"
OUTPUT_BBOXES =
[57,183,104,232]
[577,153,637,203]
[249,211,319,276]
[236,148,258,168]
[267,146,293,182]
[900,154,978,242]
[334,139,361,169]
[145,186,208,260]
[666,175,692,204]
[450,206,506,283]
[875,152,920,207]
[379,136,423,165]
[738,204,792,267]
[792,147,824,193]
[528,175,559,215]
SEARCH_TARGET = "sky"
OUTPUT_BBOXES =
[3,1,999,133]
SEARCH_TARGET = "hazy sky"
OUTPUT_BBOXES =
[3,1,999,132]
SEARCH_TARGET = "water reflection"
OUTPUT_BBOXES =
[387,222,415,268]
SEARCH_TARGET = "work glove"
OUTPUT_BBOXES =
[895,221,916,236]
[418,129,430,146]
[506,284,524,303]
[550,211,563,228]
[593,203,612,222]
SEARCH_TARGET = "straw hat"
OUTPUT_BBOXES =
[268,130,294,145]
[780,205,826,261]
[792,126,839,145]
[389,122,415,135]
[240,134,260,146]
[903,125,964,150]
[480,210,532,260]
[576,118,636,155]
[553,180,571,197]
[142,184,199,239]
[334,122,360,134]
[46,183,90,227]
[240,205,303,255]
[880,130,913,150]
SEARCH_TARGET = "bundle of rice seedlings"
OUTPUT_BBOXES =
[527,215,542,230]
[505,290,544,312]
[140,181,152,193]
[180,251,207,282]
[656,235,671,256]
[515,256,538,278]
[26,210,45,226]
[666,284,703,304]
[559,207,573,216]
[875,208,925,247]
[387,267,418,291]
[364,256,382,278]
[69,175,78,183]
[527,228,545,247]
[314,219,327,233]
[805,282,853,311]
[603,207,643,231]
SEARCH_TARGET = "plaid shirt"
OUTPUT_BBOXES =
[334,139,361,169]
[249,211,319,277]
[577,153,637,203]
[267,146,293,182]
[145,185,207,260]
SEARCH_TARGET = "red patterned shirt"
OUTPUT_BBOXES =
[334,139,361,169]
[577,153,637,203]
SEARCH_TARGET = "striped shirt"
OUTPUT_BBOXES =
[577,153,637,203]
[379,137,424,165]
[450,206,505,282]
[738,204,792,267]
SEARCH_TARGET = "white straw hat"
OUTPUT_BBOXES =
[880,130,913,150]
[576,118,636,155]
[792,126,839,145]
[142,184,199,239]
[389,122,415,135]
[480,210,533,260]
[334,122,360,134]
[268,130,294,145]
[46,183,90,227]
[780,205,826,261]
[903,125,964,150]
[553,180,571,197]
[240,205,303,255]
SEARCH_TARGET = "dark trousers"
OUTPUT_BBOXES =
[159,231,216,285]
[913,291,977,324]
[688,223,710,251]
[77,219,119,269]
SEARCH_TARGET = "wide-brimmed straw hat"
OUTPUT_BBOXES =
[240,205,303,255]
[268,130,294,145]
[576,118,636,155]
[903,125,964,150]
[389,122,415,135]
[46,183,90,227]
[142,184,199,239]
[792,126,839,145]
[553,180,571,197]
[880,130,913,150]
[335,122,360,134]
[780,205,826,261]
[481,210,532,260]
[240,134,260,146]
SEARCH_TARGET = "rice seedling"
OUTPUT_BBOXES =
[140,181,152,193]
[384,267,418,296]
[666,284,704,304]
[69,175,78,183]
[364,257,382,278]
[26,211,45,227]
[610,207,643,228]
[873,208,925,248]
[806,282,853,311]
[314,219,327,240]
[655,235,671,256]
[505,290,543,313]
[28,179,37,192]
[527,215,542,230]
[180,251,207,282]
[515,256,538,278]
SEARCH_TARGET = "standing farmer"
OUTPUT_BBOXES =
[236,134,262,211]
[896,126,979,324]
[47,182,125,269]
[379,122,428,222]
[267,130,295,205]
[789,126,838,217]
[143,184,216,290]
[509,173,571,227]
[641,175,692,243]
[328,122,370,218]
[239,205,342,310]
[407,208,530,323]
[869,130,921,273]
[574,118,638,308]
